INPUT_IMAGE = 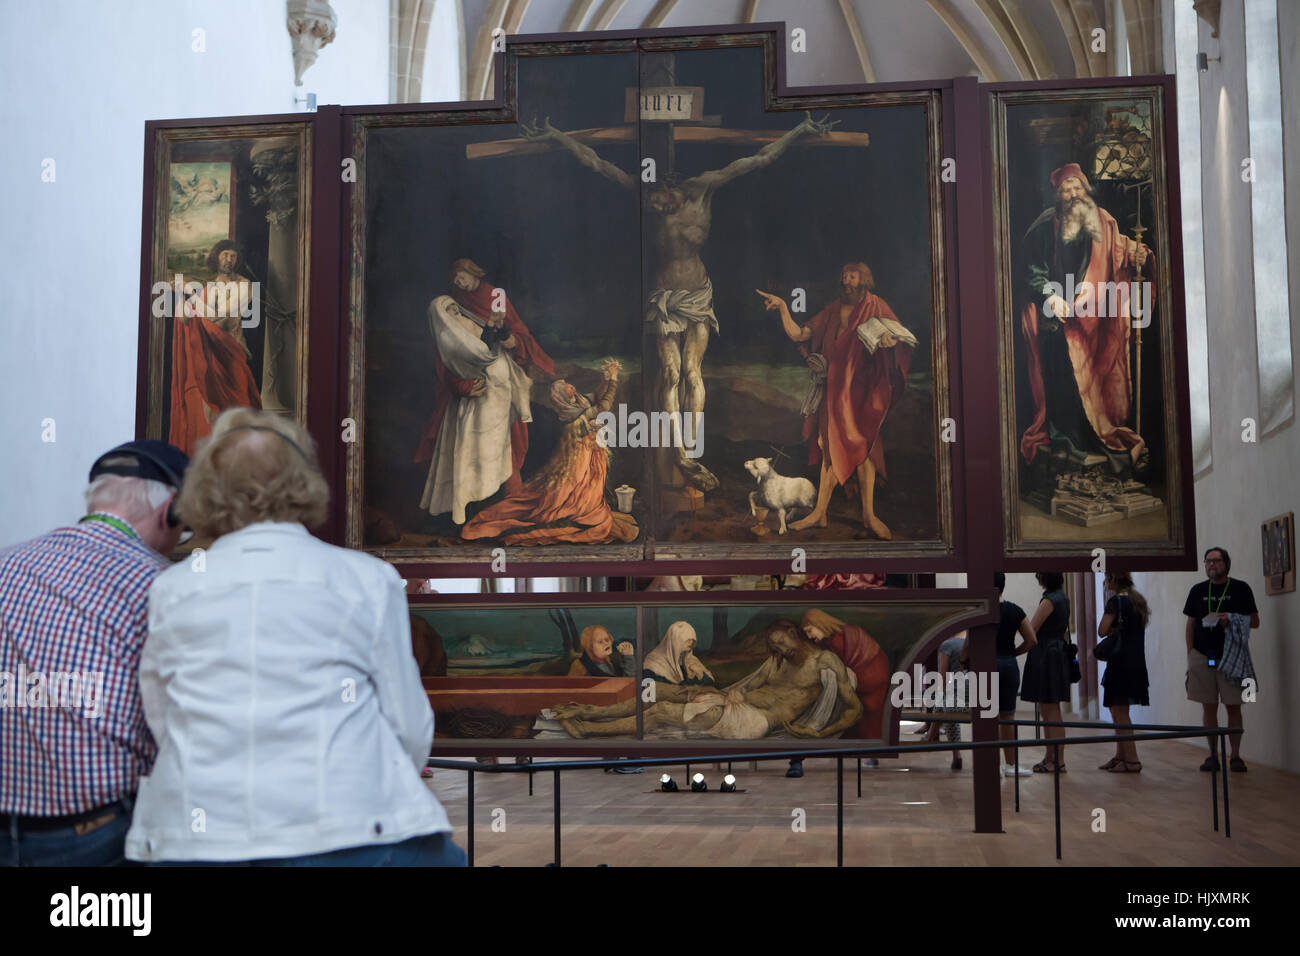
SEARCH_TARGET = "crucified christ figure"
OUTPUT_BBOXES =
[519,111,838,491]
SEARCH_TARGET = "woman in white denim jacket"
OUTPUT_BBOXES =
[125,408,460,866]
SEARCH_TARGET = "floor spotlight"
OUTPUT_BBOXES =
[720,773,737,793]
[690,772,708,792]
[659,773,678,793]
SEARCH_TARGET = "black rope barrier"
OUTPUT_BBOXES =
[425,721,1242,866]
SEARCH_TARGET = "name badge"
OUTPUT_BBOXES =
[1201,614,1220,628]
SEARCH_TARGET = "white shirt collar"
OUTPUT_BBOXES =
[208,522,311,549]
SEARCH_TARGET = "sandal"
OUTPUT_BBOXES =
[1032,761,1066,773]
[1108,760,1142,773]
[1098,756,1123,770]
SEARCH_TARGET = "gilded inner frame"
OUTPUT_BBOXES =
[145,122,313,452]
[344,33,957,569]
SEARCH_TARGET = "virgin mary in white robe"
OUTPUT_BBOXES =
[419,295,533,524]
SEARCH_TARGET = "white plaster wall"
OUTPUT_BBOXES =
[1132,1,1300,773]
[420,0,465,102]
[0,0,389,548]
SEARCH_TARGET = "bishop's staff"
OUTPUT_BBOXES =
[1123,179,1152,441]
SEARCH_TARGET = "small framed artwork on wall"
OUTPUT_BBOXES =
[1261,512,1294,596]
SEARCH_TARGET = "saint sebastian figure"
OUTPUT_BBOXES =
[415,258,555,524]
[1018,162,1151,474]
[460,361,638,545]
[519,112,836,492]
[169,240,261,454]
[760,262,913,539]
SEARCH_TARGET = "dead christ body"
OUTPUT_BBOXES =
[519,112,836,491]
[552,627,861,739]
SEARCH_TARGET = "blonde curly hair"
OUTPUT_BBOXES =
[176,407,329,539]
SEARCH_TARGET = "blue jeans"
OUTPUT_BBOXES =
[1,798,135,867]
[151,831,466,867]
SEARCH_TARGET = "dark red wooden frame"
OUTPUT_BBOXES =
[408,586,997,758]
[981,74,1197,573]
[134,28,1197,579]
[133,24,1198,834]
[335,23,975,579]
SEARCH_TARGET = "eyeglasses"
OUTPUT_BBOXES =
[1204,558,1225,564]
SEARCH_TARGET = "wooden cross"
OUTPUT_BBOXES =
[466,53,869,163]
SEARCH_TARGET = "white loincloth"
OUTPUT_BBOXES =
[645,279,719,336]
[678,667,843,740]
[420,295,533,524]
[682,693,770,739]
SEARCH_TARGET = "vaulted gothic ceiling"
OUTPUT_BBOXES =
[392,0,1166,104]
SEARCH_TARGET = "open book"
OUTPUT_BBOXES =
[856,316,919,354]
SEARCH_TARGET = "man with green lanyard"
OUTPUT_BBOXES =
[1182,547,1260,772]
[0,440,188,866]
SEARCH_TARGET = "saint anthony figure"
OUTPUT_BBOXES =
[1018,162,1151,475]
[519,112,836,492]
[416,258,555,525]
[461,361,637,545]
[760,262,914,539]
[169,240,262,454]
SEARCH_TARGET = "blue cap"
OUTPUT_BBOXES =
[89,440,190,489]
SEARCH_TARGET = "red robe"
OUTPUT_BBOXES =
[168,306,261,454]
[800,573,887,590]
[414,282,555,497]
[827,625,890,740]
[460,379,638,545]
[803,292,912,484]
[1019,208,1148,464]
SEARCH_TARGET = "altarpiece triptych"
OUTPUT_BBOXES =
[135,25,1195,753]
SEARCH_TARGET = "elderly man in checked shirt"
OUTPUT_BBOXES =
[0,440,188,866]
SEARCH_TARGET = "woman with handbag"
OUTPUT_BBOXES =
[1020,572,1072,772]
[1096,571,1151,773]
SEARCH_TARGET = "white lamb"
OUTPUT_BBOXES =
[744,458,816,535]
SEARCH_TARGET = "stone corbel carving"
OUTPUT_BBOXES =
[287,0,338,86]
[1192,0,1221,39]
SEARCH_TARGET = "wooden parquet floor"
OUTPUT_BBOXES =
[424,732,1300,867]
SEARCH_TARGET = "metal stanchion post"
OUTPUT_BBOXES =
[837,757,844,868]
[1211,753,1219,833]
[1220,732,1231,838]
[1053,757,1062,860]
[857,757,862,799]
[553,769,561,867]
[1013,721,1020,813]
[467,768,475,868]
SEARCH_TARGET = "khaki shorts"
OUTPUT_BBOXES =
[1186,648,1244,706]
